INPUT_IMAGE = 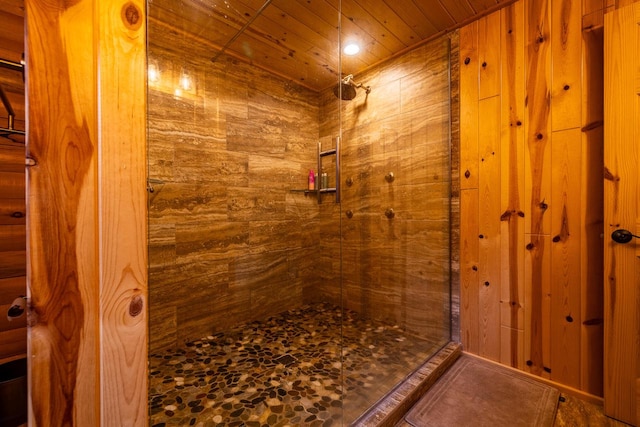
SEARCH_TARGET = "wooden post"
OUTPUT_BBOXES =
[25,0,147,425]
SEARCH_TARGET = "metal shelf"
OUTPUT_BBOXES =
[317,139,340,204]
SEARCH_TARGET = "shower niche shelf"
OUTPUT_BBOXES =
[290,138,340,204]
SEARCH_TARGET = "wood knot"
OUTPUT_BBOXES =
[464,170,471,179]
[516,120,522,126]
[566,315,573,323]
[472,265,478,271]
[552,235,561,243]
[464,57,471,65]
[536,133,544,140]
[478,234,484,239]
[526,242,535,250]
[129,295,143,317]
[484,281,490,287]
[563,84,570,91]
[543,366,551,373]
[526,360,533,366]
[122,2,142,30]
[481,61,487,68]
[11,211,24,218]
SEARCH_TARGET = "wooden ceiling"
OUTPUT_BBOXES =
[150,0,515,91]
[0,0,516,125]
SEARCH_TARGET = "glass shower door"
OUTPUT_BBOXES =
[337,14,453,420]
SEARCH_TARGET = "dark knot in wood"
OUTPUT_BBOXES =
[464,57,471,65]
[464,170,471,179]
[122,2,142,30]
[129,295,143,317]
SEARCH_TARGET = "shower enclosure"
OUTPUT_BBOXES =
[146,0,454,424]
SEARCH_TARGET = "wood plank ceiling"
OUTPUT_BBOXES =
[150,0,515,92]
[0,0,517,128]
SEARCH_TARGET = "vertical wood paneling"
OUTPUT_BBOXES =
[26,0,100,423]
[581,26,604,398]
[460,22,479,190]
[478,95,501,361]
[524,0,552,378]
[98,0,147,425]
[550,128,582,388]
[460,0,606,397]
[461,188,479,353]
[26,0,147,425]
[551,0,583,131]
[603,4,640,424]
[499,1,526,368]
[478,11,501,99]
[524,233,552,378]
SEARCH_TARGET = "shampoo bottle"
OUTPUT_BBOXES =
[308,170,315,190]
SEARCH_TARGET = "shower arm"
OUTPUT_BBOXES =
[342,74,371,94]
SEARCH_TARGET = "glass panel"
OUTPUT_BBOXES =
[147,0,345,424]
[146,0,451,424]
[336,2,452,420]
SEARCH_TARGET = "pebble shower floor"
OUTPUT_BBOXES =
[149,304,440,426]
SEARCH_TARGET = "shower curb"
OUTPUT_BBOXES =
[351,341,462,427]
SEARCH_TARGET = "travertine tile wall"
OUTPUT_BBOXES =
[147,21,459,352]
[147,27,322,352]
[315,35,459,343]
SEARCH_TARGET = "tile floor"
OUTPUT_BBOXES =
[149,303,442,426]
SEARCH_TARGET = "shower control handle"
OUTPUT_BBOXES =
[385,208,395,219]
[385,172,395,183]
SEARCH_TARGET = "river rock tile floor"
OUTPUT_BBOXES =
[149,303,442,426]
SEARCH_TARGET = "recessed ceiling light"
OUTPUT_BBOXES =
[343,43,360,56]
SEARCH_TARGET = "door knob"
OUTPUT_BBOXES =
[611,229,640,244]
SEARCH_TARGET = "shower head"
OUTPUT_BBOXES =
[333,75,371,100]
[334,82,357,100]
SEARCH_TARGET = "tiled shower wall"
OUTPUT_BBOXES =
[147,18,460,352]
[314,34,460,343]
[147,25,322,352]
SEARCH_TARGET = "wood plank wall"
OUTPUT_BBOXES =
[314,33,460,344]
[146,17,322,353]
[0,6,25,364]
[26,0,147,424]
[459,0,611,396]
